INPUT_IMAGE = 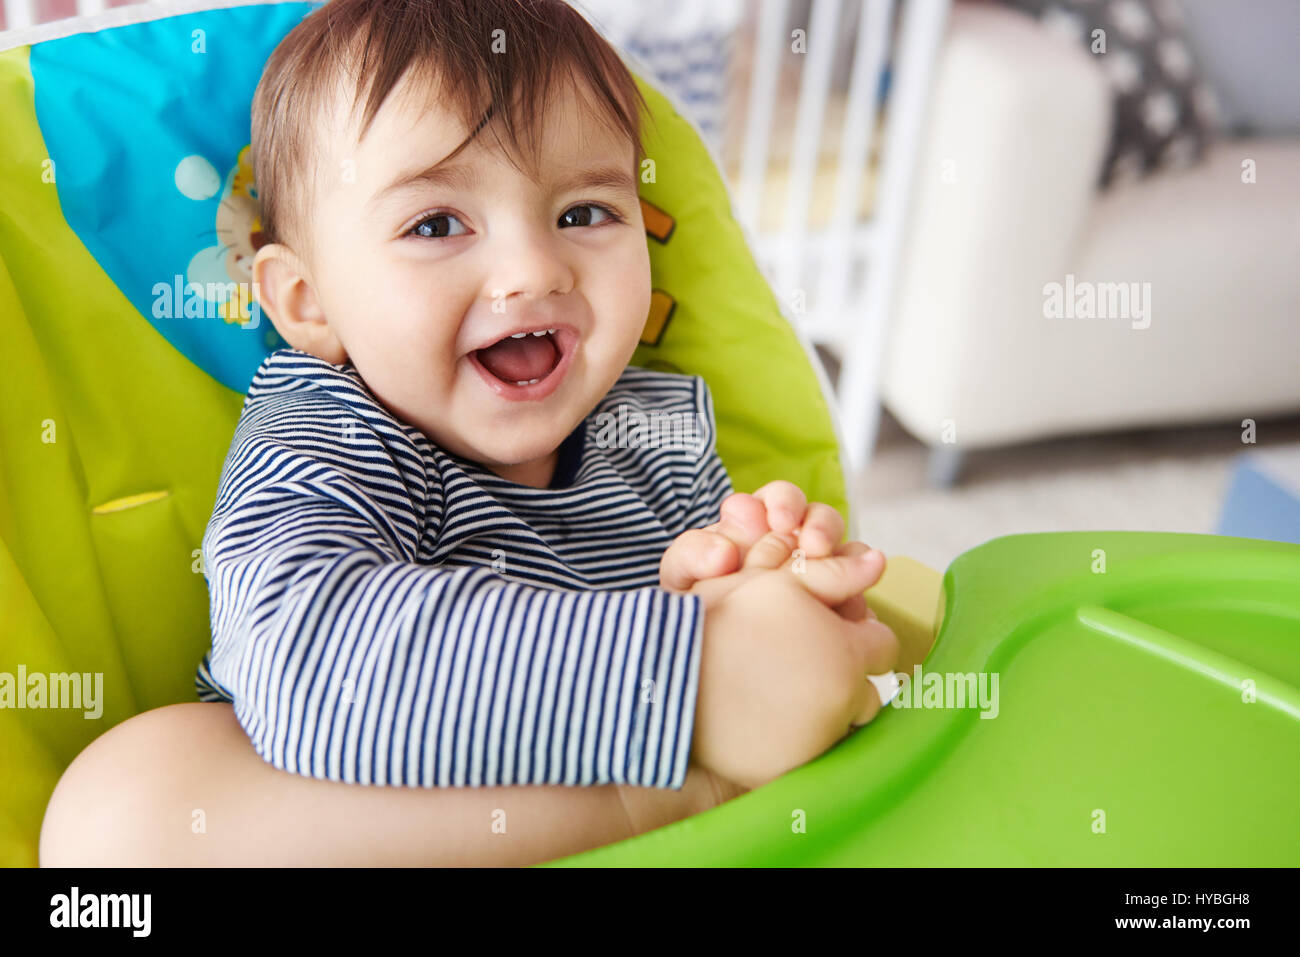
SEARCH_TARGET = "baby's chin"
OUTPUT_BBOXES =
[462,427,568,470]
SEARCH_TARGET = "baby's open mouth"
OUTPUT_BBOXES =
[466,325,579,401]
[474,328,561,386]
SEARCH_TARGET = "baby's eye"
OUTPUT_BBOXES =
[409,212,469,239]
[559,204,619,228]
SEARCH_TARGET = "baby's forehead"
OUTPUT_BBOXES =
[301,63,635,227]
[314,74,469,168]
[348,64,625,164]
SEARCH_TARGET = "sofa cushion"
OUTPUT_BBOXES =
[999,0,1217,187]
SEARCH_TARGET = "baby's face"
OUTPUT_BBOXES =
[287,72,650,487]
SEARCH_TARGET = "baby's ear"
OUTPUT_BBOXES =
[251,244,347,364]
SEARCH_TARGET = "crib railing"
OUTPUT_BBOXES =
[2,0,28,30]
[727,0,949,475]
[1,0,951,476]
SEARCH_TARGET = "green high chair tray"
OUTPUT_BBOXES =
[549,530,1300,866]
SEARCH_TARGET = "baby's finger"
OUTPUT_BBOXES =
[796,502,845,558]
[705,494,770,561]
[751,481,808,536]
[717,492,769,543]
[830,542,883,620]
[829,539,870,619]
[741,529,799,571]
[786,548,885,606]
[839,616,901,684]
[850,676,884,727]
[830,540,886,592]
[832,593,868,622]
[659,529,740,592]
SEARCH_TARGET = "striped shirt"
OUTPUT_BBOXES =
[195,348,733,790]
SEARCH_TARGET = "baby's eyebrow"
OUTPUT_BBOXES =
[368,161,479,210]
[368,161,637,211]
[550,165,638,197]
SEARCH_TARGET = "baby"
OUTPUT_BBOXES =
[39,0,898,867]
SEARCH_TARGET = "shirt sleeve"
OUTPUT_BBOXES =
[200,414,705,790]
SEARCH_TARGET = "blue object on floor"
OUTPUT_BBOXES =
[1217,446,1300,545]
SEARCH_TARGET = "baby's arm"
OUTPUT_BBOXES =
[43,415,723,864]
[202,424,706,791]
[40,697,740,866]
[190,354,721,795]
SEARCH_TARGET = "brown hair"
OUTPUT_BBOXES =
[250,0,651,254]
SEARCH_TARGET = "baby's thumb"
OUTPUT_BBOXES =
[787,548,885,607]
[659,529,738,592]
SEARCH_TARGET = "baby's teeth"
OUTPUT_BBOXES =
[531,330,546,336]
[546,328,556,334]
[513,378,540,386]
[510,332,528,338]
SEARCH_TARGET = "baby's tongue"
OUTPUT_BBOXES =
[476,334,559,383]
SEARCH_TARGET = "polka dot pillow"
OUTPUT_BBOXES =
[1000,0,1219,187]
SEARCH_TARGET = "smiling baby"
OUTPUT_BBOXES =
[39,0,899,868]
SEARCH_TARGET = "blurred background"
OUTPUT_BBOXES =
[5,0,1298,570]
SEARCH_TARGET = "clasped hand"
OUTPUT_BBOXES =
[660,481,885,623]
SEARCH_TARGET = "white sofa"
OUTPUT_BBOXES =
[881,3,1300,484]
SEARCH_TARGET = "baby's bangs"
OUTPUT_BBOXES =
[340,0,648,172]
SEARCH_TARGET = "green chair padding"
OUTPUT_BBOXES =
[0,2,846,866]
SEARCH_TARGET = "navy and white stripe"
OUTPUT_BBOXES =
[196,348,733,790]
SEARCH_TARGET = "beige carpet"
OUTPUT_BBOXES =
[850,409,1300,573]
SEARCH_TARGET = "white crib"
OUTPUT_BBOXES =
[1,0,951,478]
[722,0,950,478]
